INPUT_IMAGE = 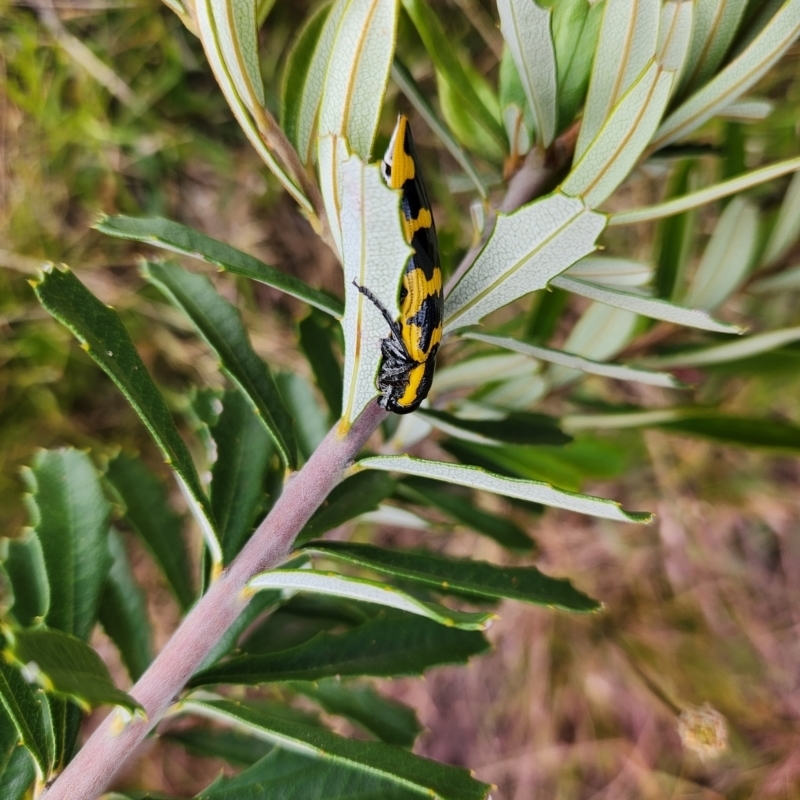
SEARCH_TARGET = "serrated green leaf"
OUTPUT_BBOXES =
[497,0,557,147]
[678,0,747,96]
[565,256,652,287]
[575,0,660,159]
[610,155,800,225]
[7,628,143,714]
[552,275,742,333]
[95,215,342,319]
[335,154,413,424]
[33,266,218,561]
[248,570,494,630]
[281,3,332,160]
[142,260,297,469]
[290,679,422,747]
[0,659,53,780]
[397,476,536,552]
[463,331,680,388]
[684,196,758,309]
[185,698,492,800]
[417,407,570,446]
[298,311,343,420]
[209,389,274,564]
[762,170,800,267]
[357,455,651,523]
[298,471,396,544]
[402,0,506,151]
[302,541,599,611]
[105,453,194,611]
[22,449,111,641]
[3,533,49,628]
[444,192,605,331]
[318,0,398,159]
[654,0,800,148]
[563,60,674,207]
[392,58,488,199]
[642,326,800,367]
[98,530,152,682]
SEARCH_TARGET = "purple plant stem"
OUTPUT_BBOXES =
[41,401,387,800]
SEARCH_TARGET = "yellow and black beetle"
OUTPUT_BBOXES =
[354,115,443,414]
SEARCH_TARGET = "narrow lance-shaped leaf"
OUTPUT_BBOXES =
[105,452,194,611]
[3,532,49,628]
[0,660,53,780]
[551,275,742,333]
[33,266,219,560]
[337,154,412,425]
[22,449,111,641]
[654,159,695,299]
[142,260,297,469]
[183,698,492,800]
[95,215,343,319]
[717,98,774,121]
[610,155,800,225]
[298,311,343,420]
[0,734,35,800]
[654,0,800,148]
[762,170,800,267]
[562,60,674,207]
[5,628,142,715]
[248,570,494,630]
[499,45,534,160]
[357,455,652,523]
[657,0,694,94]
[683,196,758,310]
[575,0,660,159]
[301,541,600,611]
[497,0,557,147]
[463,331,682,388]
[750,265,800,293]
[565,256,653,287]
[444,191,605,331]
[318,0,398,159]
[191,610,489,686]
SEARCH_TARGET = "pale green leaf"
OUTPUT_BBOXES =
[575,0,660,159]
[444,192,605,331]
[762,170,800,267]
[499,46,534,158]
[463,331,680,387]
[432,353,538,395]
[749,264,800,293]
[654,0,800,148]
[563,61,674,207]
[497,0,557,147]
[337,154,412,424]
[318,0,398,159]
[565,256,652,286]
[317,134,350,259]
[609,155,800,225]
[717,98,774,120]
[684,196,758,309]
[248,570,494,630]
[641,325,800,367]
[356,455,652,523]
[678,0,750,95]
[551,275,743,333]
[657,0,694,92]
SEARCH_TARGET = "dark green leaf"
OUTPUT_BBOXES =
[274,372,329,461]
[297,472,396,544]
[106,452,194,611]
[419,408,571,446]
[187,699,491,800]
[142,261,297,469]
[210,389,274,564]
[302,541,598,611]
[397,477,535,552]
[7,628,143,714]
[22,449,111,640]
[654,160,695,300]
[290,679,422,747]
[0,659,52,779]
[95,215,342,318]
[298,311,343,420]
[33,266,217,557]
[196,746,421,800]
[165,727,272,767]
[47,697,82,773]
[0,744,35,800]
[657,414,800,451]
[4,533,49,627]
[524,287,570,343]
[191,610,489,686]
[401,0,506,152]
[99,530,153,681]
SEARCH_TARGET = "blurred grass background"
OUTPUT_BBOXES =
[2,1,800,797]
